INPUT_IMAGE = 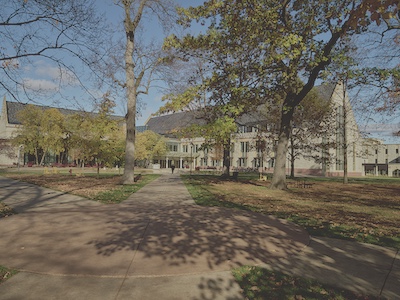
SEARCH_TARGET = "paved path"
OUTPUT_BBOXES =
[0,174,398,299]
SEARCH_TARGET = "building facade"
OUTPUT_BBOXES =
[0,97,23,166]
[145,83,399,177]
[1,84,399,177]
[362,140,400,177]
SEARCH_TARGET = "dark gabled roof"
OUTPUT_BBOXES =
[145,83,337,136]
[146,111,205,137]
[236,108,269,127]
[314,83,336,103]
[5,101,123,125]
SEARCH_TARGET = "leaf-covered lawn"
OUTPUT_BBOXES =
[1,172,160,203]
[183,175,400,249]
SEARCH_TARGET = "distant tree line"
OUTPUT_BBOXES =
[12,97,124,169]
[12,97,167,171]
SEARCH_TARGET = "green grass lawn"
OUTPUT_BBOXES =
[0,265,18,285]
[233,266,385,300]
[93,174,160,203]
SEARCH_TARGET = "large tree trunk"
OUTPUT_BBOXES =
[35,148,39,165]
[290,135,295,178]
[270,102,294,190]
[222,140,231,177]
[342,83,348,184]
[122,12,137,184]
[39,150,46,166]
[122,88,137,184]
[121,0,147,184]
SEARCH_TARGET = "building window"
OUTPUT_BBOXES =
[168,144,178,152]
[240,141,250,153]
[183,145,188,153]
[336,158,344,171]
[238,158,247,167]
[253,158,262,168]
[375,149,378,154]
[268,158,275,168]
[211,160,220,167]
[396,149,399,154]
[238,125,254,133]
[375,159,378,164]
[385,149,388,154]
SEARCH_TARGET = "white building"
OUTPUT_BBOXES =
[145,83,372,177]
[362,139,400,177]
[0,97,23,166]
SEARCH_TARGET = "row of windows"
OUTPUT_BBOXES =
[172,143,400,159]
[170,142,252,154]
[171,144,199,153]
[198,157,274,168]
[238,125,258,133]
[374,148,400,155]
[373,158,400,164]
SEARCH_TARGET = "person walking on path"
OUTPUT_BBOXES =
[171,165,175,174]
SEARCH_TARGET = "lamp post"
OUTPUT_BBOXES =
[190,142,193,175]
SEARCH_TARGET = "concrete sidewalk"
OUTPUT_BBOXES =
[0,174,398,299]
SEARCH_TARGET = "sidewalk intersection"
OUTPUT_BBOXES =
[0,174,398,299]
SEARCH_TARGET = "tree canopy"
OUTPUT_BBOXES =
[164,0,399,189]
[13,97,124,169]
[107,0,178,184]
[135,130,167,166]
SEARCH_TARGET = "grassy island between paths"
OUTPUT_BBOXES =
[182,174,400,249]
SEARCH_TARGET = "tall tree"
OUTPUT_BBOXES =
[107,0,177,184]
[160,50,259,177]
[166,0,399,189]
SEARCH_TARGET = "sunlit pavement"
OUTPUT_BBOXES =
[0,175,398,300]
